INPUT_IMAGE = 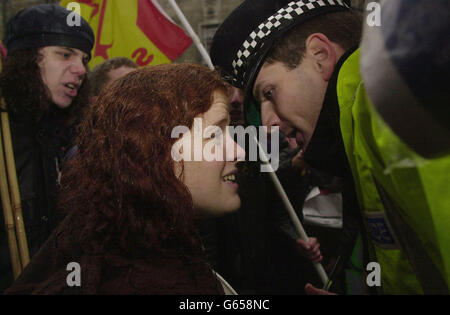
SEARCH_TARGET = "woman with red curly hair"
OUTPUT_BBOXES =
[5,64,245,295]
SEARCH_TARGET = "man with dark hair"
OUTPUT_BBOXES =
[210,0,449,294]
[0,4,94,292]
[89,57,138,99]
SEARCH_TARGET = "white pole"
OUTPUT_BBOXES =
[167,0,214,70]
[255,135,329,287]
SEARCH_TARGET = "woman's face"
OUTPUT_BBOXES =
[181,89,245,217]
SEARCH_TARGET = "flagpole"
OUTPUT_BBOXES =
[167,0,214,69]
[254,135,329,287]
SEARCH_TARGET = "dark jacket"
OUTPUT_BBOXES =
[302,47,363,263]
[0,111,71,293]
[5,209,224,295]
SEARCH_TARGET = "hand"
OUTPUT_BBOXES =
[291,149,308,174]
[295,237,323,263]
[305,283,337,295]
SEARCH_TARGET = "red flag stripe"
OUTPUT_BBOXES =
[137,0,192,61]
[94,0,113,59]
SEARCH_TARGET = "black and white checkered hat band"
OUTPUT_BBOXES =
[231,0,349,88]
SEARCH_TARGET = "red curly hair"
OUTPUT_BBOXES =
[59,63,228,258]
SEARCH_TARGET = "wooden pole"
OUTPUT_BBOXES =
[1,102,30,269]
[0,53,30,275]
[2,0,7,37]
[0,125,22,279]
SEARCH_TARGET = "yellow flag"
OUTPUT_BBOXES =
[60,0,192,68]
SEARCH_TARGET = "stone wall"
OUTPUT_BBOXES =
[1,0,59,39]
[158,0,243,64]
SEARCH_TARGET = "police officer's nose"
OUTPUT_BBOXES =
[261,102,281,133]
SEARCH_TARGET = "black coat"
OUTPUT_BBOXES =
[5,209,224,295]
[0,112,71,293]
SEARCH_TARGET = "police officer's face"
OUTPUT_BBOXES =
[252,58,327,151]
[38,46,88,109]
[252,34,339,151]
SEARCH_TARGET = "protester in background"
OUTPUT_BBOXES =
[89,57,138,101]
[5,64,248,294]
[0,4,94,293]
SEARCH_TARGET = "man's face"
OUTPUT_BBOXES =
[38,46,89,109]
[252,57,328,151]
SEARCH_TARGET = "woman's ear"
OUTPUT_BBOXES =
[304,33,337,81]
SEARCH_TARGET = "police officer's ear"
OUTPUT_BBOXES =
[304,33,339,81]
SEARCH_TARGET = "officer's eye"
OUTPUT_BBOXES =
[263,88,274,101]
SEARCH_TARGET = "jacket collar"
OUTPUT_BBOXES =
[303,46,358,177]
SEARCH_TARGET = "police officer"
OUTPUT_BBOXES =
[210,0,450,294]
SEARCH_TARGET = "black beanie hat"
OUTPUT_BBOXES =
[210,0,350,101]
[4,4,94,59]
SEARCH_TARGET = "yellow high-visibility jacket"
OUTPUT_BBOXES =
[337,49,450,294]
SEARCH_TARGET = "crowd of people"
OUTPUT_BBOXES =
[0,0,448,295]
